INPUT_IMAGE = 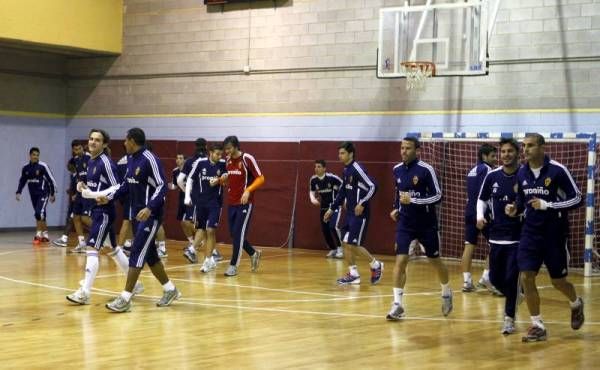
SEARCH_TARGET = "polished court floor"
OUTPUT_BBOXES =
[0,231,598,369]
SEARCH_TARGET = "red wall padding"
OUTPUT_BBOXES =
[100,139,403,254]
[166,142,299,247]
[294,141,400,254]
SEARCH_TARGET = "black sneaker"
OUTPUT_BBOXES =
[522,325,547,342]
[571,297,585,330]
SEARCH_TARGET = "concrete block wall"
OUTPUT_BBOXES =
[65,0,600,116]
[0,48,67,114]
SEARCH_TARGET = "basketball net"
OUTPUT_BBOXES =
[401,61,435,91]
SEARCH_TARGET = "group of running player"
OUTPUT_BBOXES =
[308,135,584,342]
[16,131,586,340]
[17,128,264,312]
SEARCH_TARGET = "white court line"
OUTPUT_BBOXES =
[92,251,299,279]
[168,277,352,298]
[1,274,597,327]
[3,247,600,325]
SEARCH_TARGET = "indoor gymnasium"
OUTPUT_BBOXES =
[1,0,599,368]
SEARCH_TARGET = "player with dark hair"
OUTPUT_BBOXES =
[506,133,584,342]
[16,147,57,243]
[220,135,264,276]
[69,140,93,253]
[171,153,197,253]
[461,143,498,292]
[309,159,344,258]
[102,127,179,312]
[324,141,383,285]
[386,137,452,320]
[177,138,222,263]
[185,143,227,272]
[66,129,141,305]
[476,137,522,334]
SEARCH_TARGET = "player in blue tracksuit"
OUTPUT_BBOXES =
[476,138,522,335]
[171,153,198,261]
[386,137,452,321]
[177,138,214,263]
[309,160,344,259]
[104,128,180,312]
[506,133,584,342]
[324,142,383,286]
[68,140,93,252]
[16,147,57,243]
[461,143,497,292]
[66,129,138,305]
[185,143,227,273]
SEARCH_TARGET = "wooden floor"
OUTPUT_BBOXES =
[0,231,599,369]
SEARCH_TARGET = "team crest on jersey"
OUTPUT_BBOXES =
[327,183,331,188]
[93,167,97,175]
[35,170,40,176]
[202,168,207,175]
[238,162,242,170]
[315,184,319,190]
[348,176,353,183]
[217,169,221,176]
[135,167,141,176]
[83,163,87,169]
[513,183,518,193]
[412,176,419,185]
[544,177,551,187]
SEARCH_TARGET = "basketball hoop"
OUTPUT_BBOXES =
[401,61,436,90]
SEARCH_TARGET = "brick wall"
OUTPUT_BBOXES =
[65,0,600,116]
[0,47,66,114]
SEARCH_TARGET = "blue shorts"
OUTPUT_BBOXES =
[195,205,222,230]
[464,214,489,245]
[87,207,115,250]
[129,217,161,268]
[343,213,369,246]
[71,195,92,217]
[30,193,49,221]
[320,207,344,238]
[518,231,569,279]
[396,228,440,258]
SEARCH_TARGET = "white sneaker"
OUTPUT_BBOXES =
[334,249,344,259]
[501,316,516,335]
[200,258,216,273]
[66,288,90,305]
[477,278,503,296]
[326,250,337,258]
[157,248,168,258]
[386,302,405,321]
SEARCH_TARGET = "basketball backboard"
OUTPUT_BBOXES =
[377,0,497,79]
